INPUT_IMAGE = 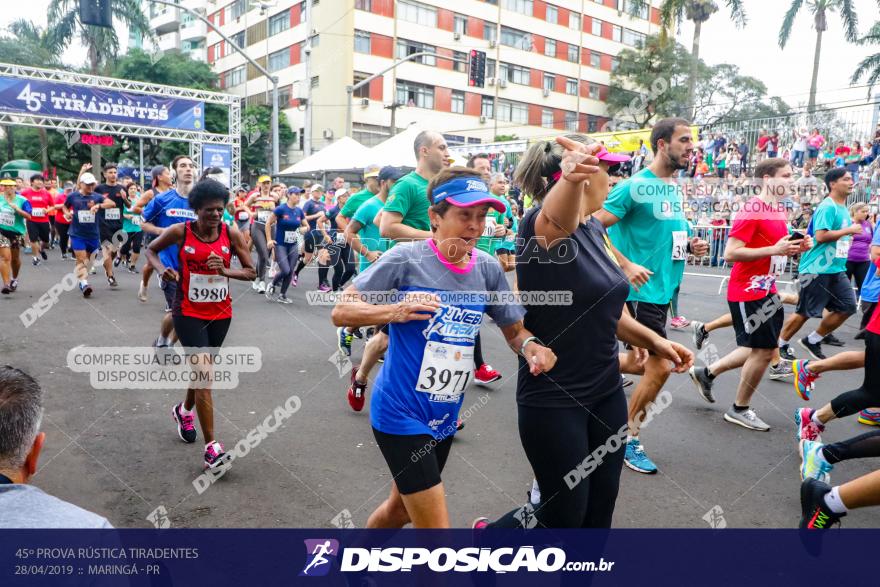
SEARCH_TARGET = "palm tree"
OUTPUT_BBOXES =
[629,1,747,121]
[3,20,62,169]
[778,0,860,113]
[47,0,151,75]
[851,21,880,94]
[47,0,151,167]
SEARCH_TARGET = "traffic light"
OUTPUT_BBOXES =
[468,50,486,88]
[80,0,112,28]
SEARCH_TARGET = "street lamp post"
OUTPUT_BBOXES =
[148,0,280,176]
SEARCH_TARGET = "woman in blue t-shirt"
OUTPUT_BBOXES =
[266,188,308,303]
[331,169,557,528]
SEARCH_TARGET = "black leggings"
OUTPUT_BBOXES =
[329,242,356,291]
[56,222,70,256]
[823,429,880,464]
[271,242,299,295]
[473,333,484,367]
[830,331,880,419]
[489,390,627,528]
[250,223,270,281]
[119,231,142,257]
[847,260,871,297]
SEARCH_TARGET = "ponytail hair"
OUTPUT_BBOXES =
[513,134,596,203]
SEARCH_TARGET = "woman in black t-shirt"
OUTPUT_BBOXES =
[478,135,693,529]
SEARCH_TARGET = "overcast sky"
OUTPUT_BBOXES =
[2,0,878,110]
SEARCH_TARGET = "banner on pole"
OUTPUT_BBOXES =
[201,144,233,188]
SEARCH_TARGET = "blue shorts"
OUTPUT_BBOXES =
[70,236,100,254]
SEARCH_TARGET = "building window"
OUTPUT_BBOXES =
[502,0,533,16]
[481,96,494,118]
[570,13,581,30]
[354,30,371,53]
[268,11,289,36]
[543,73,554,91]
[397,39,436,66]
[544,38,556,57]
[567,44,578,62]
[311,75,319,88]
[451,90,464,114]
[486,58,496,78]
[278,86,291,108]
[499,62,530,85]
[591,18,602,36]
[588,116,598,132]
[566,78,577,95]
[226,65,245,87]
[496,99,528,123]
[623,29,646,47]
[546,5,558,24]
[454,14,468,36]
[355,0,372,10]
[565,111,578,131]
[230,0,247,19]
[396,79,434,108]
[483,22,497,42]
[500,26,532,50]
[612,24,622,42]
[398,0,437,27]
[268,48,290,72]
[453,50,467,72]
[542,109,554,128]
[590,51,601,67]
[611,56,620,71]
[353,73,370,99]
[589,83,600,99]
[230,30,245,48]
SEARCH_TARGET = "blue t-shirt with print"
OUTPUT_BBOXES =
[273,203,305,244]
[142,189,196,270]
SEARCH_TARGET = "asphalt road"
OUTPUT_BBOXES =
[1,254,876,529]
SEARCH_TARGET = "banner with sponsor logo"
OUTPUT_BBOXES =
[0,76,204,131]
[0,529,874,585]
[201,144,232,188]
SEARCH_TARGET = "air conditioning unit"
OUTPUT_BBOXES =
[322,129,334,140]
[360,98,369,107]
[479,115,487,124]
[499,79,507,89]
[542,88,551,98]
[488,78,495,86]
[453,32,461,41]
[489,40,497,49]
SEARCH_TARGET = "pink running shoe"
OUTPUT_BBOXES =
[171,403,197,443]
[204,441,232,470]
[795,408,824,442]
[318,283,331,293]
[670,316,691,329]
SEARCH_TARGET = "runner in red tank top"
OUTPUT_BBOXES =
[146,179,255,470]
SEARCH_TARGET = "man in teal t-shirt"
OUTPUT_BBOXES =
[779,168,860,361]
[338,164,380,234]
[595,118,706,475]
[348,166,404,272]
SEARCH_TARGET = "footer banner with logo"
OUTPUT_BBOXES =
[0,529,869,585]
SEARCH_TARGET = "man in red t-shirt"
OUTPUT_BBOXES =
[688,158,812,431]
[756,129,770,163]
[20,175,54,266]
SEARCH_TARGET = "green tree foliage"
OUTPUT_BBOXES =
[241,105,296,177]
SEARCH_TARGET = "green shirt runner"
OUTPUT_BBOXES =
[797,197,852,275]
[352,195,389,272]
[340,188,374,220]
[382,171,431,234]
[604,167,690,305]
[0,195,31,235]
[475,193,512,255]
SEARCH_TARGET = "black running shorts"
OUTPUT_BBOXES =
[729,293,784,349]
[372,428,453,495]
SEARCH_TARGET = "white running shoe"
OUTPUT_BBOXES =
[257,280,267,293]
[137,282,148,302]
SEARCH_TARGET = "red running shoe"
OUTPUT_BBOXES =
[347,366,367,412]
[474,364,502,386]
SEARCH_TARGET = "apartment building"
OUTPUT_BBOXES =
[144,0,210,63]
[153,0,661,162]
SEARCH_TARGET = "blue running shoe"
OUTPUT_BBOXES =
[624,437,657,474]
[799,439,833,483]
[337,326,353,357]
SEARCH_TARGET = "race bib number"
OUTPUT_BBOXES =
[31,207,45,218]
[334,232,347,245]
[770,255,787,276]
[187,273,229,303]
[415,341,474,399]
[483,218,497,237]
[0,211,14,227]
[284,230,296,244]
[77,210,95,223]
[671,231,688,261]
[237,211,250,221]
[104,208,120,220]
[131,215,142,226]
[836,238,851,259]
[257,210,270,223]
